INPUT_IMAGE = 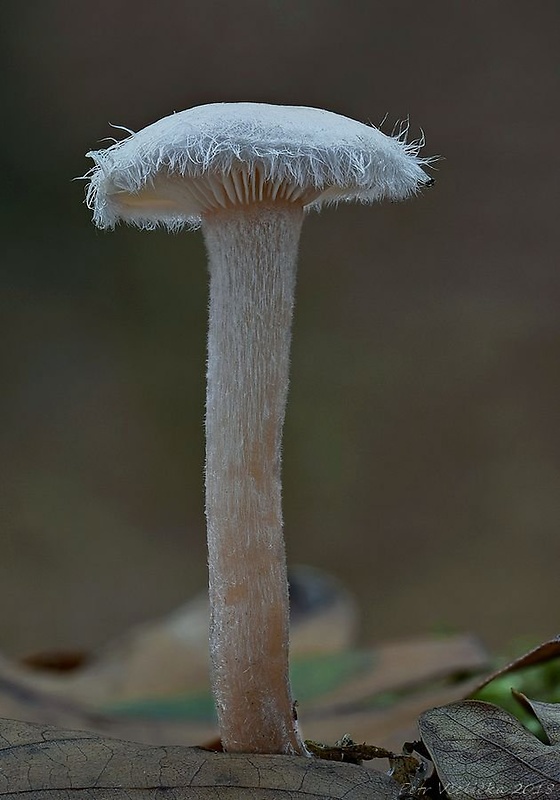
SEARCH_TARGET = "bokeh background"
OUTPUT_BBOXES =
[1,1,559,658]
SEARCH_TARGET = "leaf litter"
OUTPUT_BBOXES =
[3,585,560,798]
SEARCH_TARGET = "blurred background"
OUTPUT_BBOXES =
[1,1,559,659]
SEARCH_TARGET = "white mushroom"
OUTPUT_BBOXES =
[86,102,432,755]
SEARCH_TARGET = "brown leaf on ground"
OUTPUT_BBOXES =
[305,634,487,714]
[512,691,560,745]
[473,635,560,693]
[0,717,400,799]
[418,698,560,800]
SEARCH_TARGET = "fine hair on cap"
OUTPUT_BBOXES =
[86,103,433,231]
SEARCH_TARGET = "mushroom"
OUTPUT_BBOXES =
[85,102,432,755]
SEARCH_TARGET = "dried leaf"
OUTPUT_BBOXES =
[419,699,560,800]
[0,717,399,799]
[474,635,560,693]
[513,691,560,745]
[306,634,487,714]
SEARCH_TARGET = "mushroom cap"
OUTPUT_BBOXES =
[86,102,432,231]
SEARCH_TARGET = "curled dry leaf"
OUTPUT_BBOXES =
[474,635,560,693]
[512,691,560,745]
[0,717,400,799]
[419,698,560,800]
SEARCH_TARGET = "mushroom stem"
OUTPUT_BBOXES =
[203,203,306,755]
